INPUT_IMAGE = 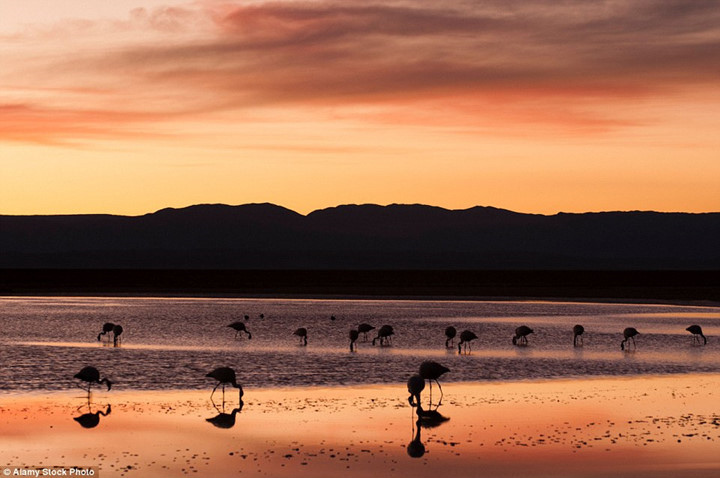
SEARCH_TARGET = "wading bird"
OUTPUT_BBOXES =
[97,322,115,342]
[112,324,123,347]
[358,323,375,341]
[206,367,244,401]
[458,330,478,354]
[444,326,457,348]
[349,329,359,352]
[620,327,639,351]
[573,324,585,347]
[74,366,112,393]
[512,326,534,346]
[686,325,707,345]
[294,327,308,346]
[372,325,394,346]
[419,361,449,405]
[407,374,425,407]
[227,321,252,339]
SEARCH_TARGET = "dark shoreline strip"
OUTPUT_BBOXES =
[1,269,718,303]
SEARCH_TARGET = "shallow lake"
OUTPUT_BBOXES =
[1,297,719,393]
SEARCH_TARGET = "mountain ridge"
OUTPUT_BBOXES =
[1,203,718,270]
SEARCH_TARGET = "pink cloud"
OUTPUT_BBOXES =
[3,0,720,143]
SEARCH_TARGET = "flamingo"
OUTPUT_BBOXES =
[358,323,375,341]
[512,326,534,346]
[419,361,449,405]
[457,330,478,354]
[294,327,308,346]
[573,324,585,347]
[372,325,394,346]
[349,329,359,352]
[112,324,123,347]
[444,326,457,348]
[74,366,112,393]
[620,327,639,350]
[407,374,425,407]
[206,367,244,401]
[686,325,707,345]
[97,322,115,342]
[227,321,252,339]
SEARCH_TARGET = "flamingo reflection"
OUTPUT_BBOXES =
[74,403,111,429]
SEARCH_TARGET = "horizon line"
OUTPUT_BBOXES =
[2,201,719,218]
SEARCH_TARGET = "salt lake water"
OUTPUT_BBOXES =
[1,297,719,393]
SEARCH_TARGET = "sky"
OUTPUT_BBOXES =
[1,0,719,216]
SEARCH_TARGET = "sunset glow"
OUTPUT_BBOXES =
[2,0,719,215]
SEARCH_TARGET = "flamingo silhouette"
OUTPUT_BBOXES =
[686,325,707,345]
[512,325,534,346]
[74,404,112,429]
[407,374,425,407]
[294,327,308,346]
[358,323,375,341]
[349,329,359,352]
[206,405,243,429]
[74,366,112,393]
[227,321,252,339]
[372,325,394,346]
[620,327,639,351]
[573,324,585,347]
[97,322,115,342]
[112,324,123,347]
[407,403,450,458]
[457,330,478,354]
[419,361,449,406]
[206,367,244,401]
[444,326,457,348]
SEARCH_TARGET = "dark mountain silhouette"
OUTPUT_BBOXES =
[1,203,719,269]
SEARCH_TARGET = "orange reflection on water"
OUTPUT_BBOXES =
[1,375,719,477]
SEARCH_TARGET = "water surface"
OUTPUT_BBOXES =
[1,297,718,393]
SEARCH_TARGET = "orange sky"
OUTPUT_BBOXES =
[2,0,719,216]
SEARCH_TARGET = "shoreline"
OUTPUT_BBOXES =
[3,292,719,309]
[2,374,719,477]
[2,269,719,305]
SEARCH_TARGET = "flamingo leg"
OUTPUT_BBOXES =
[435,379,444,403]
[210,382,220,400]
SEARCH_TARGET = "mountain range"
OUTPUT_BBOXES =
[1,203,719,269]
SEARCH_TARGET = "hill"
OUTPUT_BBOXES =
[1,203,719,269]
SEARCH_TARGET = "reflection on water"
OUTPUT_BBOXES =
[407,378,450,459]
[1,297,719,392]
[206,399,243,429]
[73,399,111,429]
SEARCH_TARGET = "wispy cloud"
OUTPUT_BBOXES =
[3,0,720,143]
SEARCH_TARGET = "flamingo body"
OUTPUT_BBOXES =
[74,366,112,392]
[444,326,457,348]
[686,325,707,345]
[621,327,639,350]
[349,329,360,352]
[372,325,394,346]
[294,327,308,346]
[573,324,585,347]
[457,330,478,354]
[512,325,534,346]
[206,367,244,400]
[227,321,252,339]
